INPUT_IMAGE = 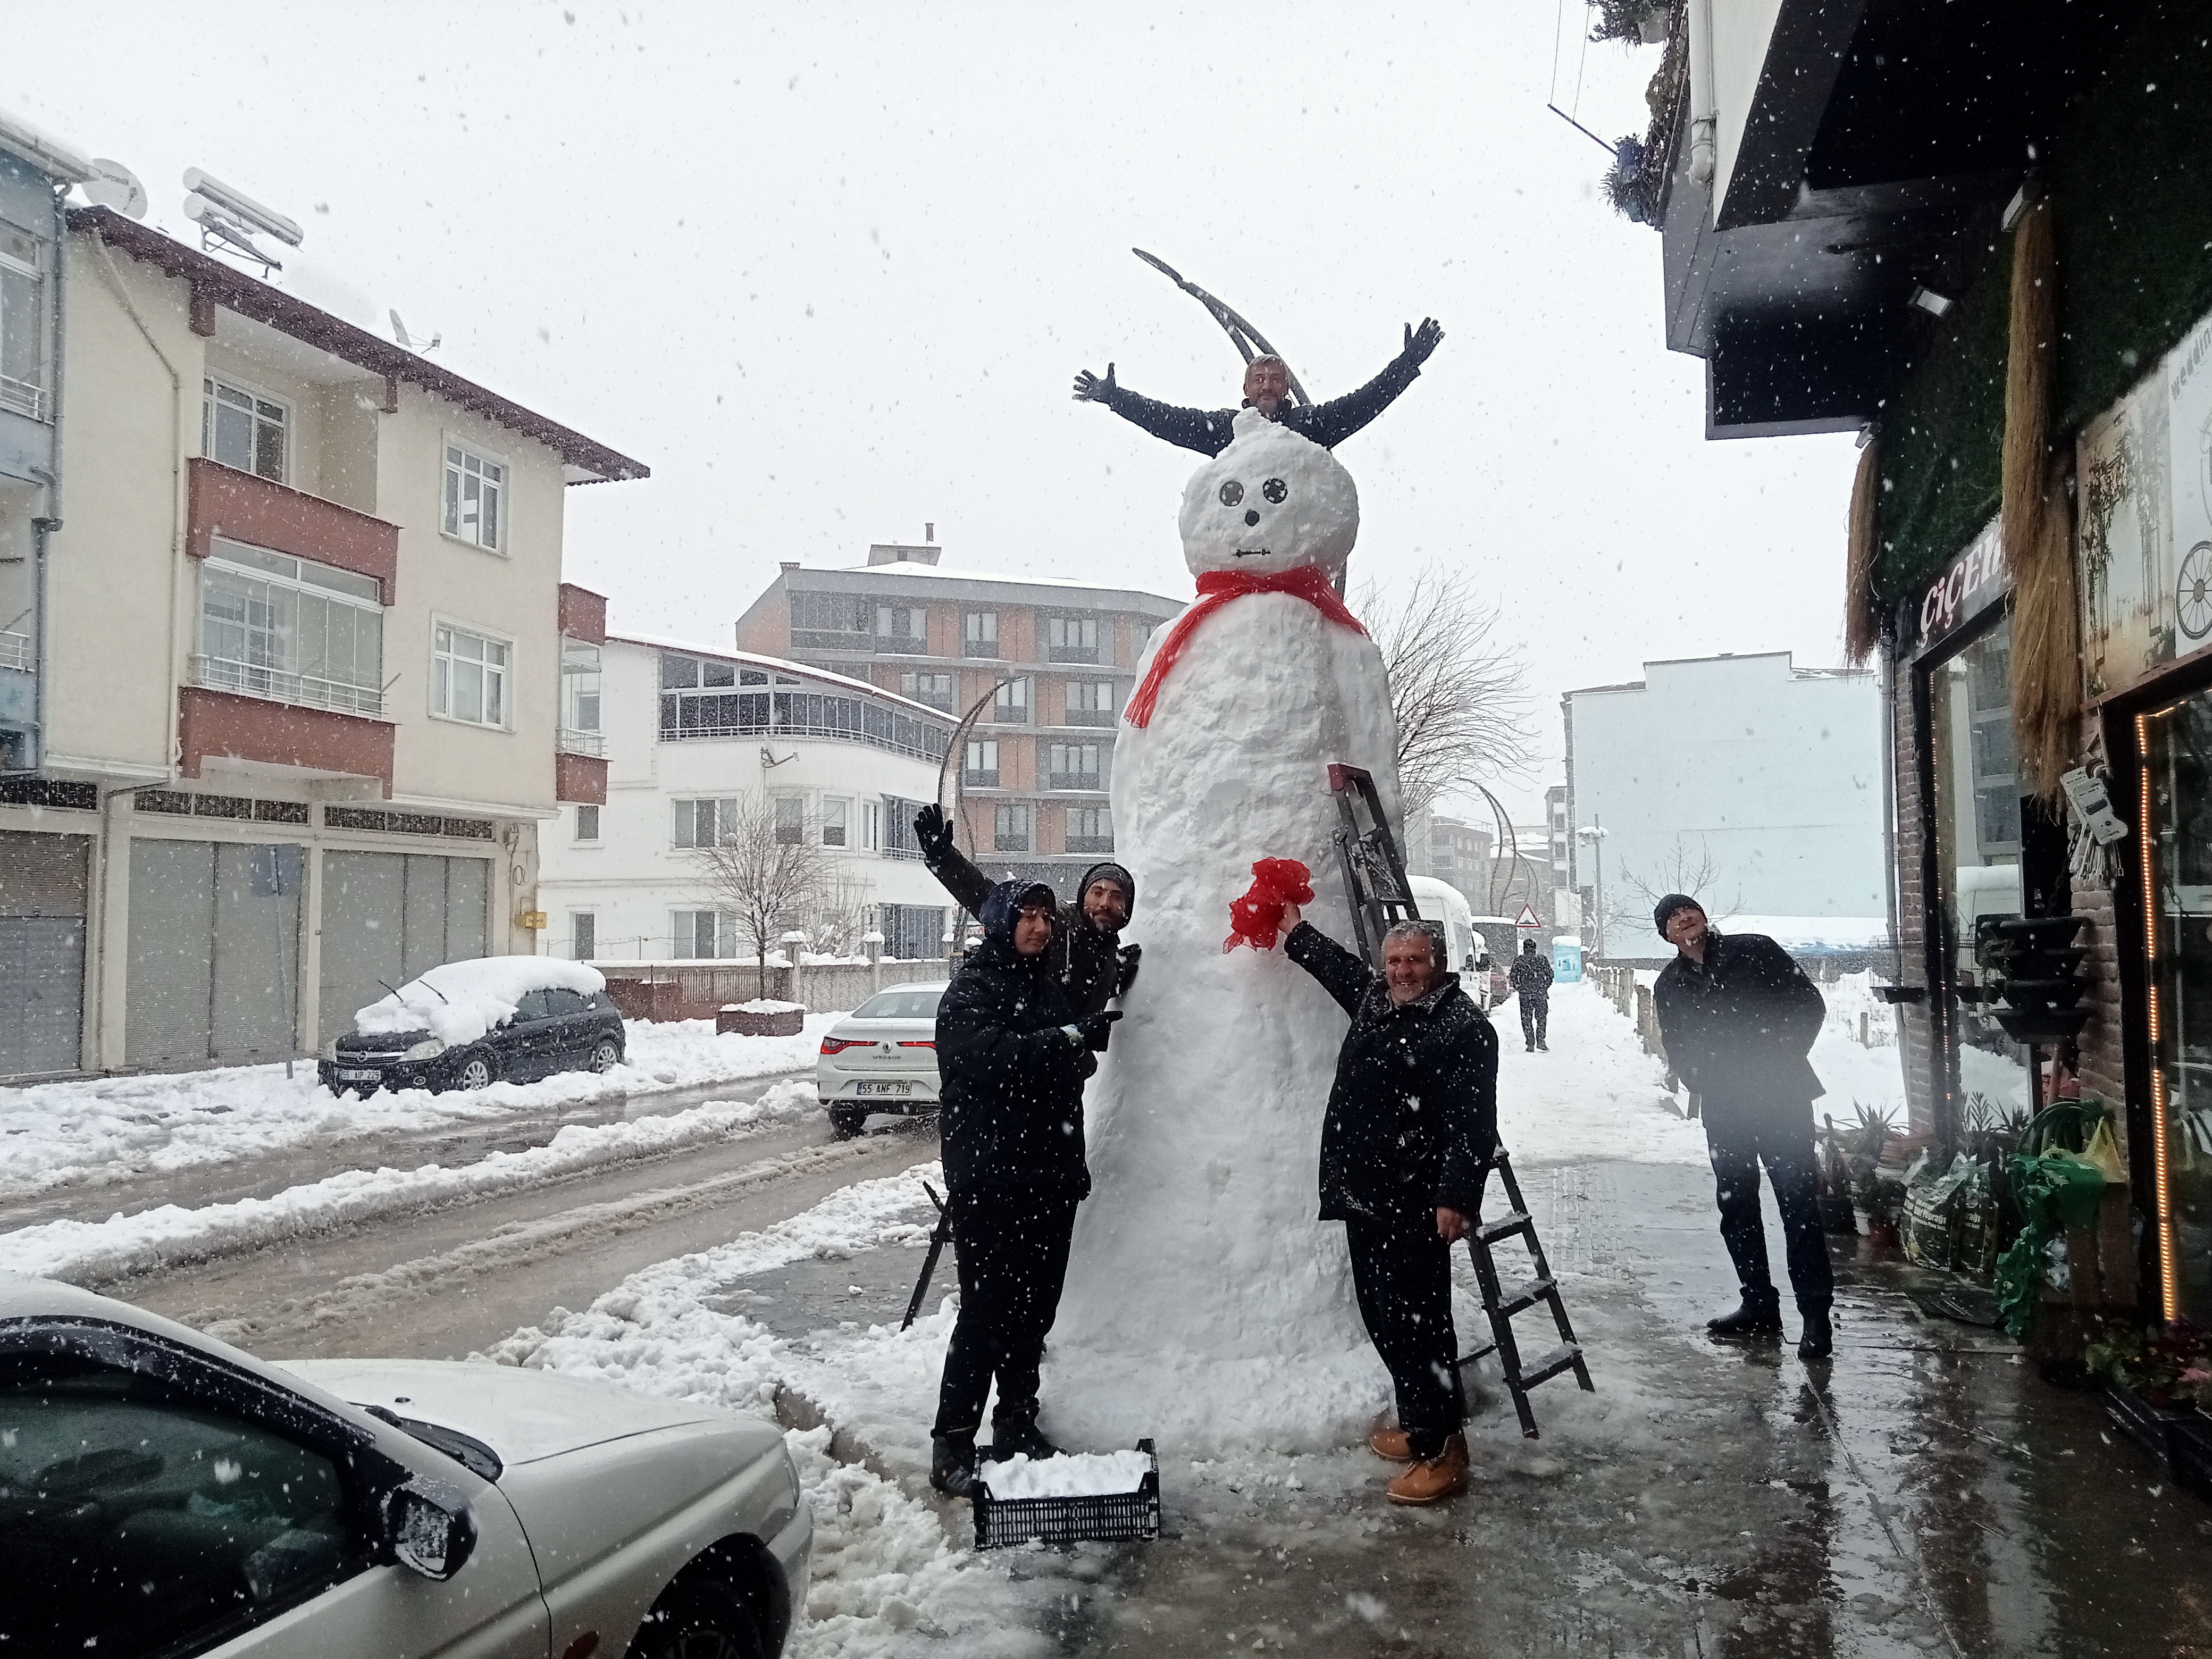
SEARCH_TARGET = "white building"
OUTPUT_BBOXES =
[535,634,958,966]
[1562,652,1884,960]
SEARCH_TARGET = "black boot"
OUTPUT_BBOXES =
[1798,1306,1834,1361]
[989,1414,1062,1462]
[1707,1292,1782,1338]
[929,1432,978,1497]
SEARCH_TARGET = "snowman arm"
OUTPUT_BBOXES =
[1432,1016,1500,1216]
[1297,350,1423,451]
[1095,380,1235,457]
[1283,920,1375,1019]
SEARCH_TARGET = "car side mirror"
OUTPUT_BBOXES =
[384,1474,477,1580]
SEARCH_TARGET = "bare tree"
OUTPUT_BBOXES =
[1355,564,1536,823]
[691,794,835,996]
[1614,834,1742,926]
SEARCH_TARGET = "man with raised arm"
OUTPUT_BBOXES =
[1070,320,1444,458]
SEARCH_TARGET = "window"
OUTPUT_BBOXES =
[571,911,597,961]
[561,640,604,755]
[673,797,738,848]
[994,676,1031,724]
[574,804,601,842]
[432,622,510,727]
[1048,614,1099,663]
[671,908,736,958]
[879,902,947,960]
[197,539,384,716]
[876,604,926,650]
[862,800,881,851]
[657,651,946,761]
[965,738,1000,786]
[964,610,1000,657]
[1,221,47,421]
[790,591,872,646]
[442,440,506,550]
[884,795,927,859]
[995,803,1032,852]
[822,797,849,847]
[1067,806,1114,854]
[773,795,806,845]
[1067,679,1118,725]
[901,671,956,711]
[202,375,287,481]
[1048,742,1102,790]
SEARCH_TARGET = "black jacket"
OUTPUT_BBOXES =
[1096,350,1424,458]
[1651,931,1825,1117]
[935,880,1096,1201]
[1286,923,1498,1225]
[924,842,1132,1017]
[1507,953,1554,998]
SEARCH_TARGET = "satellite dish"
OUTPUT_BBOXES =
[81,158,147,219]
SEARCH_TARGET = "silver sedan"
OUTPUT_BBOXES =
[816,982,949,1137]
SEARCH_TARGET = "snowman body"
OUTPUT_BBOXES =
[1044,411,1408,1453]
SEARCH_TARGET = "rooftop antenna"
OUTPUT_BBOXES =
[182,166,303,276]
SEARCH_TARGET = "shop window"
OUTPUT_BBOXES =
[2142,690,2212,1325]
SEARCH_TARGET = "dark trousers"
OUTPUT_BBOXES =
[1344,1216,1465,1459]
[1706,1116,1833,1312]
[1519,993,1548,1047]
[933,1187,1079,1439]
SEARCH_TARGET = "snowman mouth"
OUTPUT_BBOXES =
[1234,548,1273,558]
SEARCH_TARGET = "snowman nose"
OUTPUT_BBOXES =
[1243,509,1260,526]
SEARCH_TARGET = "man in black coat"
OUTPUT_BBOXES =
[1649,895,1835,1361]
[1276,906,1497,1506]
[914,803,1137,1018]
[1507,938,1554,1053]
[1069,320,1444,457]
[928,878,1120,1497]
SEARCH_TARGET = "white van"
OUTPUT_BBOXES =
[1409,876,1485,986]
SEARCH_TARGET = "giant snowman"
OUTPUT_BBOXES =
[1044,408,1407,1453]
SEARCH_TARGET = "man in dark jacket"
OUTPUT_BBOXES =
[1276,904,1497,1506]
[1069,320,1444,457]
[929,879,1119,1496]
[1507,938,1554,1052]
[1649,895,1835,1361]
[915,803,1137,1019]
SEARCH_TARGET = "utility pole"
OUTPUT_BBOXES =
[1575,821,1610,962]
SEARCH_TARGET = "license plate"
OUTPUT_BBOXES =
[336,1068,381,1082]
[855,1080,913,1097]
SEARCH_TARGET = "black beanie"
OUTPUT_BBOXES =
[1654,894,1704,939]
[1081,861,1137,911]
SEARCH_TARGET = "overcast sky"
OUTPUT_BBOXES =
[15,1,1860,826]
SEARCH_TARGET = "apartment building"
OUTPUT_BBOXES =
[733,539,1184,888]
[0,176,643,1077]
[1423,814,1493,912]
[537,634,956,965]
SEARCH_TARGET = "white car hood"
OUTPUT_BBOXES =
[279,1358,724,1466]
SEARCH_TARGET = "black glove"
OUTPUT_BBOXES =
[1401,317,1443,366]
[1072,363,1118,403]
[1116,943,1141,996]
[914,803,955,861]
[1076,1010,1123,1051]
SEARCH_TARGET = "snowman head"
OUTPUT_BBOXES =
[1178,408,1360,579]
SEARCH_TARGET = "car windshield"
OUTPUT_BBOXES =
[851,987,946,1021]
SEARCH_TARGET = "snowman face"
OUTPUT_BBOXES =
[1177,409,1360,578]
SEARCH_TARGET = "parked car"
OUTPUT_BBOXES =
[816,982,948,1137]
[320,957,625,1096]
[1,1277,808,1658]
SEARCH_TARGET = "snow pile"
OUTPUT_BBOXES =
[1494,983,1708,1168]
[353,957,606,1045]
[0,1015,841,1200]
[1720,916,1890,954]
[979,1448,1152,1499]
[0,1081,820,1286]
[727,999,806,1014]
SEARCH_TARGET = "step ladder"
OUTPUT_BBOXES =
[1456,1148,1594,1439]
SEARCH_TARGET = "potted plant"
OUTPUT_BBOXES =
[2083,1320,2212,1481]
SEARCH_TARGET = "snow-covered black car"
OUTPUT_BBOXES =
[1,1277,808,1657]
[320,958,625,1096]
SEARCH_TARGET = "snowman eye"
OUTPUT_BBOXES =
[1262,478,1289,504]
[1218,481,1244,507]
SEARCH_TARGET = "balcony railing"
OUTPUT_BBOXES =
[964,639,1003,658]
[1062,707,1115,727]
[1048,643,1099,664]
[994,835,1032,853]
[0,374,45,422]
[0,630,31,673]
[962,769,1000,789]
[874,633,927,655]
[991,702,1030,725]
[1049,773,1103,793]
[1066,835,1116,854]
[559,726,608,757]
[191,654,385,718]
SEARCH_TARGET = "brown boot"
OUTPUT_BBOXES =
[1368,1427,1413,1462]
[1386,1434,1469,1505]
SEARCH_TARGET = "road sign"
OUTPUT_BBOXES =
[1514,904,1542,929]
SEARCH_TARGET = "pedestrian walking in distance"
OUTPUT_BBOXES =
[1270,904,1497,1505]
[1508,937,1553,1052]
[928,881,1121,1497]
[1648,895,1836,1361]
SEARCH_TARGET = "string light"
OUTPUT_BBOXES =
[2138,711,2180,1324]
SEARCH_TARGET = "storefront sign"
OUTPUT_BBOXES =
[1916,517,2008,656]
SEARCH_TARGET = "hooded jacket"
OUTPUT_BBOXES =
[935,879,1096,1200]
[1285,923,1498,1225]
[922,842,1134,1017]
[1651,930,1826,1118]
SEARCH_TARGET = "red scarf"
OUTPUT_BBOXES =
[1124,566,1366,729]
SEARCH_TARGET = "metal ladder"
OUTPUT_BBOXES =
[1456,1148,1594,1439]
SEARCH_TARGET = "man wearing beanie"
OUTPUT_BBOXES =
[1649,894,1836,1361]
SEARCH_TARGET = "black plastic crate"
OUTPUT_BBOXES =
[2102,1384,2188,1467]
[973,1439,1160,1550]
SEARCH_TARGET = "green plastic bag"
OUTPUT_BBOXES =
[2009,1150,2107,1230]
